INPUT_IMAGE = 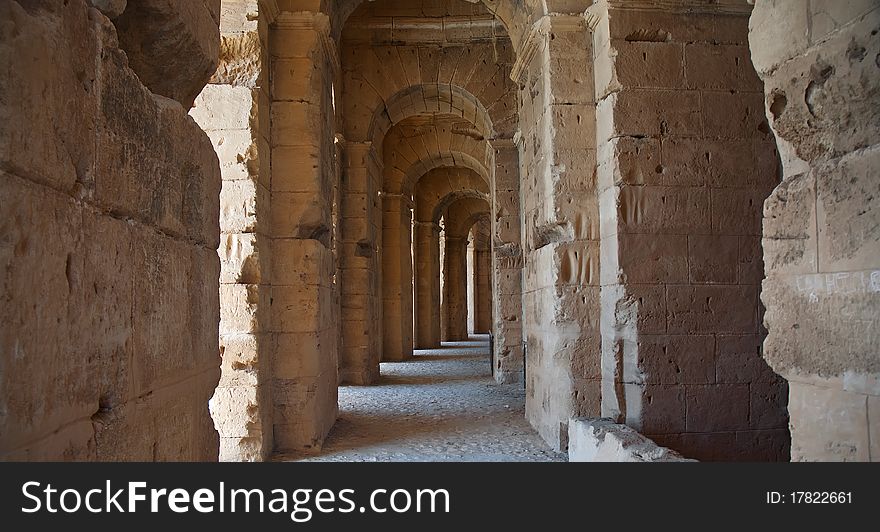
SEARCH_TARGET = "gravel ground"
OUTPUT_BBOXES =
[276,335,565,462]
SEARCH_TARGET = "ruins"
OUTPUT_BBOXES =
[1,0,877,462]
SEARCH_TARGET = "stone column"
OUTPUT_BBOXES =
[268,11,339,452]
[514,14,601,449]
[750,1,880,461]
[467,236,477,333]
[339,141,382,384]
[191,0,274,462]
[475,246,493,334]
[443,236,470,341]
[490,139,525,383]
[589,0,788,461]
[414,221,442,348]
[381,193,414,361]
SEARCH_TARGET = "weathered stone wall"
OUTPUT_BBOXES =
[516,14,600,450]
[190,0,273,462]
[591,0,789,461]
[0,0,221,460]
[749,0,880,461]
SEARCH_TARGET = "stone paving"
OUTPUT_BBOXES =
[277,335,565,462]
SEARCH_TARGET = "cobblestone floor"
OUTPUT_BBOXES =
[277,335,565,462]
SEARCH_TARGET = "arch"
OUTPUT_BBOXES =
[414,166,489,222]
[439,195,491,341]
[369,84,494,146]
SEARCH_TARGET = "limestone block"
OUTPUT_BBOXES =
[271,100,322,148]
[788,380,871,461]
[0,179,100,450]
[617,185,710,235]
[220,179,264,234]
[613,41,685,89]
[273,146,322,192]
[218,333,265,387]
[555,241,600,286]
[684,43,762,91]
[624,383,686,434]
[760,10,880,163]
[214,30,265,88]
[685,383,750,432]
[95,373,219,461]
[113,0,221,108]
[711,188,765,235]
[761,272,880,376]
[210,385,262,438]
[207,129,259,182]
[97,52,221,247]
[271,285,334,334]
[616,233,688,283]
[191,85,256,131]
[666,284,757,334]
[0,420,97,461]
[601,136,661,187]
[219,232,268,285]
[275,331,338,379]
[606,89,702,138]
[748,0,809,74]
[271,192,332,240]
[568,418,695,462]
[130,230,219,394]
[272,238,335,286]
[0,0,98,194]
[273,372,338,450]
[702,91,767,140]
[687,234,739,284]
[715,333,776,384]
[220,284,268,334]
[816,147,880,272]
[631,334,715,386]
[750,375,790,430]
[762,172,818,275]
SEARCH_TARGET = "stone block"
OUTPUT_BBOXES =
[687,234,739,284]
[612,41,685,90]
[114,0,220,108]
[568,418,695,462]
[788,380,871,461]
[667,284,757,334]
[686,383,750,432]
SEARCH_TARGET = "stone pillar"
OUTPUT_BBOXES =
[191,0,275,462]
[750,1,880,461]
[340,141,382,384]
[475,245,493,334]
[490,139,525,383]
[514,14,600,449]
[414,221,442,348]
[467,236,477,333]
[268,11,339,452]
[590,0,788,461]
[381,193,414,361]
[443,236,470,341]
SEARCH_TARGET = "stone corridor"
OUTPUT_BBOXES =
[279,335,564,462]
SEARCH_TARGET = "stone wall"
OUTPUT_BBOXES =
[0,0,221,460]
[590,0,789,461]
[749,0,880,461]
